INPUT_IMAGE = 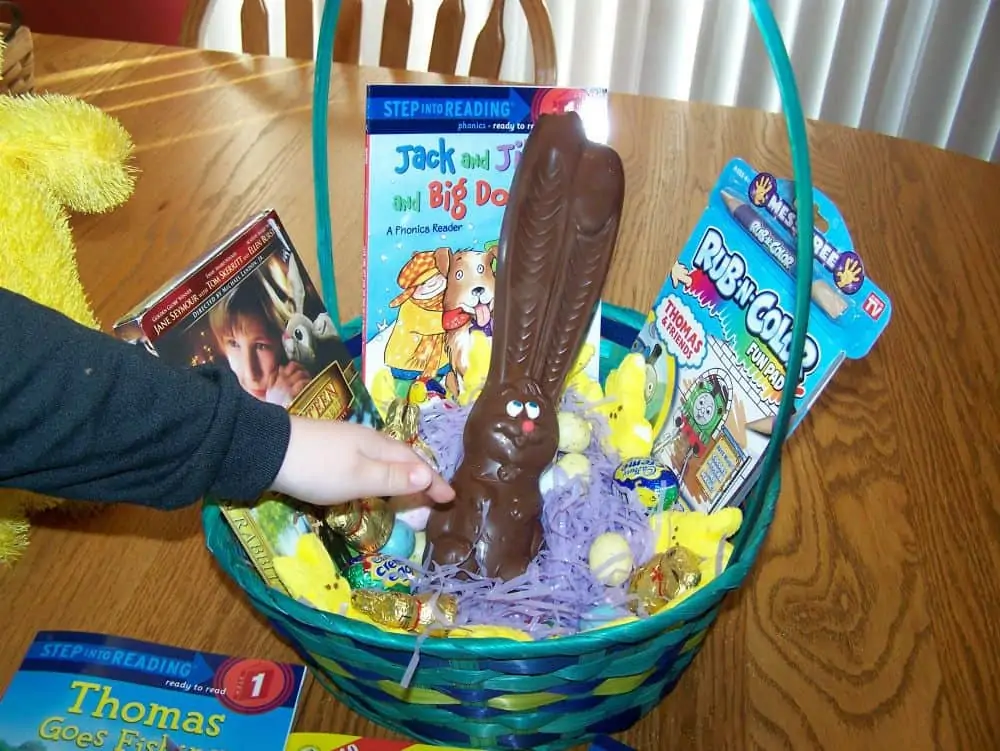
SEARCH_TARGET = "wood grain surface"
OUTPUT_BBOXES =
[3,34,1000,751]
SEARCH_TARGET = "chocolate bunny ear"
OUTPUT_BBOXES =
[534,138,624,395]
[490,112,625,396]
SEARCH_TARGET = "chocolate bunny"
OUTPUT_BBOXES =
[424,112,626,580]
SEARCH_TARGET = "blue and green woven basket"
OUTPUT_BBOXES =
[203,2,816,748]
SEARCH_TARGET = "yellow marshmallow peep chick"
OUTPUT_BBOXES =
[646,507,743,608]
[271,532,400,630]
[562,341,604,404]
[461,330,603,408]
[0,40,137,564]
[598,352,654,461]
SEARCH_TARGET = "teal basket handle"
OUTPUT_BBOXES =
[313,0,345,335]
[738,1,814,553]
[310,0,814,530]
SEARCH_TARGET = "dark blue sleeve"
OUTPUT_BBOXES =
[0,288,291,508]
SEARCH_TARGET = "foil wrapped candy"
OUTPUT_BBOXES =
[628,545,702,614]
[351,589,459,632]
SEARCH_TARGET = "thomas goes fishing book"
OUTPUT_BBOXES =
[0,631,305,751]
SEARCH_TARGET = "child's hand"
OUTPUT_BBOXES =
[270,416,455,506]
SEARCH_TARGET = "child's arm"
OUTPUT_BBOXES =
[0,289,452,508]
[0,287,290,507]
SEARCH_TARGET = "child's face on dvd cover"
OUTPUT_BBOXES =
[216,310,284,398]
[155,255,335,409]
[208,273,290,400]
[206,268,315,407]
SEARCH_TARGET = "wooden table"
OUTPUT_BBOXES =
[3,33,999,751]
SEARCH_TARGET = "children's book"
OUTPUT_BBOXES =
[0,631,305,751]
[632,157,892,512]
[361,84,610,408]
[113,209,376,598]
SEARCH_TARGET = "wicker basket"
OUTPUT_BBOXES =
[203,1,818,748]
[203,303,783,750]
[0,2,33,95]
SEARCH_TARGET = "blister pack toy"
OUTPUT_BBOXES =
[631,157,892,513]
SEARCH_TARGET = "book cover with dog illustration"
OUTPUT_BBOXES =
[361,84,609,408]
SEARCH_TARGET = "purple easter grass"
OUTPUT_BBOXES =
[412,389,656,640]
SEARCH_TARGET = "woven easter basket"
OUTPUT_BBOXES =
[202,1,818,748]
[0,2,33,95]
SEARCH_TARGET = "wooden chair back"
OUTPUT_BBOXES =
[181,0,557,85]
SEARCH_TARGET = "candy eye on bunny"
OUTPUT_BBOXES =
[424,112,625,581]
[505,398,541,420]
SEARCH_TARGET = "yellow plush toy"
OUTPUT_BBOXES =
[0,41,137,564]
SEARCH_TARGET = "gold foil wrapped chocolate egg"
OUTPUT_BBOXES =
[628,545,702,613]
[385,397,420,443]
[383,397,440,471]
[350,589,458,631]
[324,498,395,554]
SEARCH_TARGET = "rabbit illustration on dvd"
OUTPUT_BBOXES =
[424,112,626,580]
[263,253,336,366]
